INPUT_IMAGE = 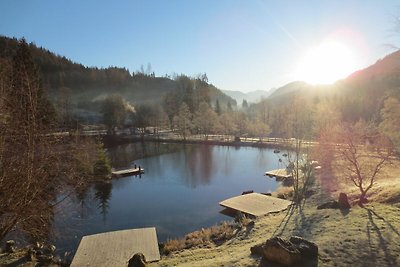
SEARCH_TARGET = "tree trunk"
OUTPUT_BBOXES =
[359,191,368,206]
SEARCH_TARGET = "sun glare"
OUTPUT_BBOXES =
[296,40,357,85]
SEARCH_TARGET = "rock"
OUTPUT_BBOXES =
[250,243,264,256]
[338,193,351,209]
[37,254,54,264]
[43,244,56,254]
[289,236,318,258]
[262,237,301,266]
[253,236,318,266]
[262,192,272,196]
[317,200,339,209]
[128,252,147,267]
[277,193,287,200]
[5,240,16,253]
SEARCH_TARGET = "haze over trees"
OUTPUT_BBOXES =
[102,94,133,134]
[0,36,236,125]
[3,35,399,153]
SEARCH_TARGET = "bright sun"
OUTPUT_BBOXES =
[296,40,357,85]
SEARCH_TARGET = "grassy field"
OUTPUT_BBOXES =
[156,159,400,267]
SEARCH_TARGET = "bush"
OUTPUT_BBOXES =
[93,141,111,178]
[163,221,237,255]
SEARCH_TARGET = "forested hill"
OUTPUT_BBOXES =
[0,36,236,116]
[257,49,400,123]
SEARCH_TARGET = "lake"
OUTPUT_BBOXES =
[53,142,284,254]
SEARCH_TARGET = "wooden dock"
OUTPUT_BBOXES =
[265,168,292,179]
[219,193,292,217]
[111,167,144,177]
[70,227,160,267]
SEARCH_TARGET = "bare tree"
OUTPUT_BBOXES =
[193,102,220,140]
[248,117,271,142]
[379,96,400,153]
[174,103,193,140]
[282,96,315,204]
[219,112,237,138]
[0,40,104,242]
[335,122,393,205]
[0,39,59,240]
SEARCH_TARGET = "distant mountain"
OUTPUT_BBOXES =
[267,81,311,99]
[261,49,400,122]
[222,89,275,105]
[267,50,400,102]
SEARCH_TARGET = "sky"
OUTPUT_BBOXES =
[1,0,400,92]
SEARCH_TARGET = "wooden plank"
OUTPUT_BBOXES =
[265,169,292,179]
[219,193,291,217]
[70,227,160,267]
[111,168,144,177]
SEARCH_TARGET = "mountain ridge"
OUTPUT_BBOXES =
[0,36,237,122]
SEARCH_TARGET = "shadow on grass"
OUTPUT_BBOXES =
[290,203,327,241]
[365,207,399,266]
[339,208,350,216]
[258,258,318,267]
[367,208,399,236]
[271,203,296,237]
[262,203,321,266]
[271,200,322,239]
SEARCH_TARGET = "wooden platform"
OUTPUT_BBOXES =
[265,168,292,179]
[111,167,144,177]
[70,227,160,267]
[219,193,292,217]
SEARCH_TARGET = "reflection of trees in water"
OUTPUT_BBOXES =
[222,146,233,177]
[52,185,96,244]
[75,186,92,219]
[93,182,113,222]
[186,145,214,188]
[106,142,181,169]
[256,147,267,169]
[107,144,130,168]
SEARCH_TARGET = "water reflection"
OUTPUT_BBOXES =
[53,143,284,255]
[107,142,181,168]
[93,182,112,222]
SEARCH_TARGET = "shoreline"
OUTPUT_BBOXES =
[102,134,300,150]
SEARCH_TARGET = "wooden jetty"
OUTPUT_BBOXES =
[71,227,160,267]
[265,168,292,179]
[111,167,144,177]
[219,193,292,217]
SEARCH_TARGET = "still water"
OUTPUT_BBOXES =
[54,142,283,253]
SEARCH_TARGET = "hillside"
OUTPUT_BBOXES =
[267,81,312,99]
[0,36,236,121]
[222,89,274,104]
[260,50,400,121]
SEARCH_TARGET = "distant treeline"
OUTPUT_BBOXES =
[0,35,399,151]
[0,35,236,121]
